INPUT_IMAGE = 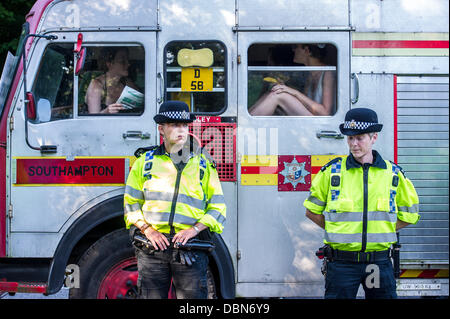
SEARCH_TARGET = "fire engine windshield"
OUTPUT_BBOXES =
[247,43,337,117]
[0,24,27,119]
[0,52,18,119]
[164,41,226,114]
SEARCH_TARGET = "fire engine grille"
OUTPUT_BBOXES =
[396,75,449,262]
[190,122,236,182]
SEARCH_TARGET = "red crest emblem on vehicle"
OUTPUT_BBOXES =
[278,155,311,191]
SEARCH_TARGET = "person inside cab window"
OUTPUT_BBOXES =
[85,47,141,114]
[249,44,336,116]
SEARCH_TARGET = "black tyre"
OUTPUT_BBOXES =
[69,228,138,299]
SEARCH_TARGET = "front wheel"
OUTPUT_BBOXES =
[69,228,217,299]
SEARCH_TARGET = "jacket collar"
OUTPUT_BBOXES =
[154,137,202,162]
[153,144,167,156]
[346,150,387,170]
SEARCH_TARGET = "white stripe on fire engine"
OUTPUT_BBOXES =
[352,32,449,41]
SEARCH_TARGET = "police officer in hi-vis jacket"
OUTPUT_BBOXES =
[124,101,226,299]
[303,107,420,299]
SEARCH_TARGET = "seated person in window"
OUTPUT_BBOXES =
[249,44,336,116]
[85,47,139,114]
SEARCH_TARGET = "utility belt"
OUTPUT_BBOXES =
[316,245,391,263]
[132,232,215,253]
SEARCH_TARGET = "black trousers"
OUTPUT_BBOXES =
[135,247,208,299]
[324,259,397,299]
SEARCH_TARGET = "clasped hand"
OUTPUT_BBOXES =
[143,227,197,251]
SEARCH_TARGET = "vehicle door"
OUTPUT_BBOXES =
[237,29,350,287]
[8,31,156,254]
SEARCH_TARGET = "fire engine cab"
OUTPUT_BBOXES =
[0,0,448,298]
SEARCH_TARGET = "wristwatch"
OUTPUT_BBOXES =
[140,223,150,233]
[193,225,200,234]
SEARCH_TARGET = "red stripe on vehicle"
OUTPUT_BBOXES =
[0,281,47,294]
[241,166,278,174]
[417,269,441,278]
[353,40,449,49]
[14,158,126,185]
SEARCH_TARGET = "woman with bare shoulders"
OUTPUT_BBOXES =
[249,44,336,116]
[86,47,138,114]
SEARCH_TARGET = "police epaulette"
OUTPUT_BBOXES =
[134,145,158,158]
[201,147,217,169]
[389,160,406,177]
[320,157,342,172]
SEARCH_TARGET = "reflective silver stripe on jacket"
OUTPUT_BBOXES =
[125,203,142,213]
[367,232,397,243]
[323,211,397,223]
[143,211,198,226]
[144,190,206,210]
[206,209,226,225]
[324,232,397,243]
[398,204,419,213]
[207,194,226,205]
[307,195,326,207]
[125,185,144,200]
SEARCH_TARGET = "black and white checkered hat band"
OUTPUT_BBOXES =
[343,120,376,130]
[160,111,190,120]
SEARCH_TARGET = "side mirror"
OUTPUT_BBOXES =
[25,91,36,120]
[75,47,86,76]
[36,98,51,123]
[74,33,85,76]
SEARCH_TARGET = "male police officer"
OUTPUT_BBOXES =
[304,107,420,299]
[124,101,226,299]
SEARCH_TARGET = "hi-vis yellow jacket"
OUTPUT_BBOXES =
[304,151,420,252]
[124,143,226,234]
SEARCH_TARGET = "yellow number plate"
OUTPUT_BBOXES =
[181,67,213,92]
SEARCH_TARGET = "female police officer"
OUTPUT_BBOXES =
[303,107,420,299]
[124,101,226,298]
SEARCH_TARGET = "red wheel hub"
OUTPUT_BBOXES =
[97,257,138,299]
[96,257,176,299]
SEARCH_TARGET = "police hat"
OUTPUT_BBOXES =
[339,108,383,136]
[154,101,196,124]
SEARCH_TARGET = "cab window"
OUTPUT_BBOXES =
[31,43,145,123]
[165,41,226,114]
[78,45,145,116]
[247,43,337,116]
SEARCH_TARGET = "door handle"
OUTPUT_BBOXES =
[123,131,150,140]
[157,72,164,104]
[316,130,344,139]
[351,73,359,104]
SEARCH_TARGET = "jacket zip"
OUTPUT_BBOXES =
[361,164,369,252]
[169,161,186,237]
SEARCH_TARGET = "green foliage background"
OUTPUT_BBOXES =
[0,0,34,74]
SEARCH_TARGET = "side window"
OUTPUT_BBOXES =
[247,43,337,116]
[78,45,145,115]
[31,43,145,123]
[32,43,74,122]
[165,41,226,114]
